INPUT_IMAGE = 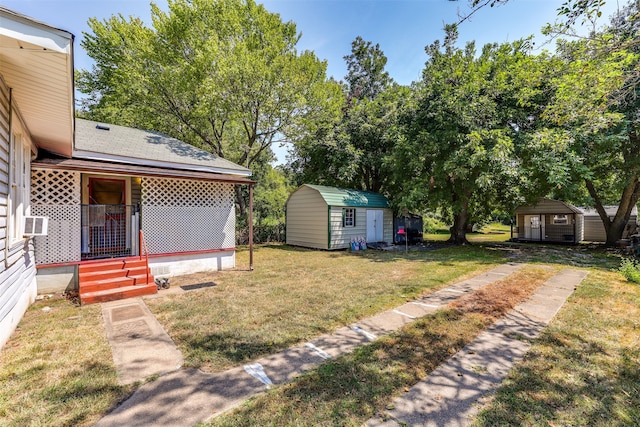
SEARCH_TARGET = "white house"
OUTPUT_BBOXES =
[0,7,253,347]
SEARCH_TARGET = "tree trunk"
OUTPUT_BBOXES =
[235,185,247,217]
[448,196,470,245]
[586,176,640,246]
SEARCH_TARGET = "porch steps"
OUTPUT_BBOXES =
[79,257,156,305]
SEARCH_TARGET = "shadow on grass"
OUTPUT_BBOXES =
[248,242,507,266]
[35,360,132,426]
[182,332,306,368]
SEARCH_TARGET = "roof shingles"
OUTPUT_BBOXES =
[74,118,250,176]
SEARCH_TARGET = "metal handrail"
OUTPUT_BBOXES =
[139,230,150,285]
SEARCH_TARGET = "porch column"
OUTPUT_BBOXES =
[249,183,254,271]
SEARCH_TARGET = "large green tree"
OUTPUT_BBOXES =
[288,37,405,194]
[77,0,342,213]
[395,27,536,244]
[532,2,640,245]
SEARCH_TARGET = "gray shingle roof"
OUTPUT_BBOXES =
[73,118,250,175]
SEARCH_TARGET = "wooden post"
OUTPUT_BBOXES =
[249,184,254,271]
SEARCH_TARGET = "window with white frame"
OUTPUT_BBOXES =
[553,214,568,225]
[9,129,31,244]
[343,208,355,227]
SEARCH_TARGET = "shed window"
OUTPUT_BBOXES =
[343,208,356,227]
[553,214,568,225]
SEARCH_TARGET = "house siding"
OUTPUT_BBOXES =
[285,186,328,249]
[0,77,38,349]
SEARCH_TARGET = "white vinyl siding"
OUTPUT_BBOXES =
[0,77,37,349]
[330,207,366,249]
[330,207,393,249]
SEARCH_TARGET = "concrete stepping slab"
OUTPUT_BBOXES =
[366,268,587,427]
[95,367,266,427]
[101,299,183,385]
[356,310,415,336]
[308,326,371,358]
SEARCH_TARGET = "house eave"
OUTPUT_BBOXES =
[72,149,253,177]
[32,157,256,184]
[0,6,74,157]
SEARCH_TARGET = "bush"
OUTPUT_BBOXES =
[423,213,448,234]
[618,258,640,284]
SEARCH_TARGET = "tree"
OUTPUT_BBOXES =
[394,26,535,244]
[77,0,342,214]
[287,37,404,194]
[527,1,640,245]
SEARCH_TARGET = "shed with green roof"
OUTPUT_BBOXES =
[286,184,393,250]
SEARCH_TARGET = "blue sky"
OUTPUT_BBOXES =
[2,0,622,163]
[3,0,622,86]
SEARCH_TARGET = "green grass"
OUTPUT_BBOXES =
[0,243,633,426]
[208,266,557,426]
[423,222,512,243]
[146,244,504,372]
[472,269,640,426]
[0,296,134,427]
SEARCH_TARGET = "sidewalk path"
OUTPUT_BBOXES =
[101,299,183,385]
[96,263,525,426]
[365,268,588,427]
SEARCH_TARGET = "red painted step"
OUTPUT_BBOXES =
[79,257,157,305]
[80,283,158,305]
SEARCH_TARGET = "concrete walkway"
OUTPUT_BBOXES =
[365,268,588,427]
[101,299,183,385]
[94,263,590,427]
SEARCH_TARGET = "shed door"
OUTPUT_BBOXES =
[366,210,384,242]
[524,215,545,240]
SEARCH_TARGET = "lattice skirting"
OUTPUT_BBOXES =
[142,177,234,208]
[142,206,235,254]
[31,205,81,264]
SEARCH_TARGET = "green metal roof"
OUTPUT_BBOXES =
[304,184,389,208]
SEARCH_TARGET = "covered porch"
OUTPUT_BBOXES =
[31,157,253,301]
[511,198,584,244]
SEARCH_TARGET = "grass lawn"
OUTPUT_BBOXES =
[1,242,637,426]
[423,221,512,243]
[0,297,134,426]
[145,244,504,372]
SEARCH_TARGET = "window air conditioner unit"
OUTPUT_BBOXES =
[23,216,49,236]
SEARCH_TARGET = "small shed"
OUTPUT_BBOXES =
[286,184,393,250]
[394,213,423,244]
[513,198,584,243]
[580,205,638,242]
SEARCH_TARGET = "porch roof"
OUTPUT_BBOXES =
[74,118,251,177]
[32,157,255,184]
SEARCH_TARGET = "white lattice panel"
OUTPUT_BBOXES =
[142,206,235,253]
[31,205,81,264]
[141,177,234,208]
[31,169,81,205]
